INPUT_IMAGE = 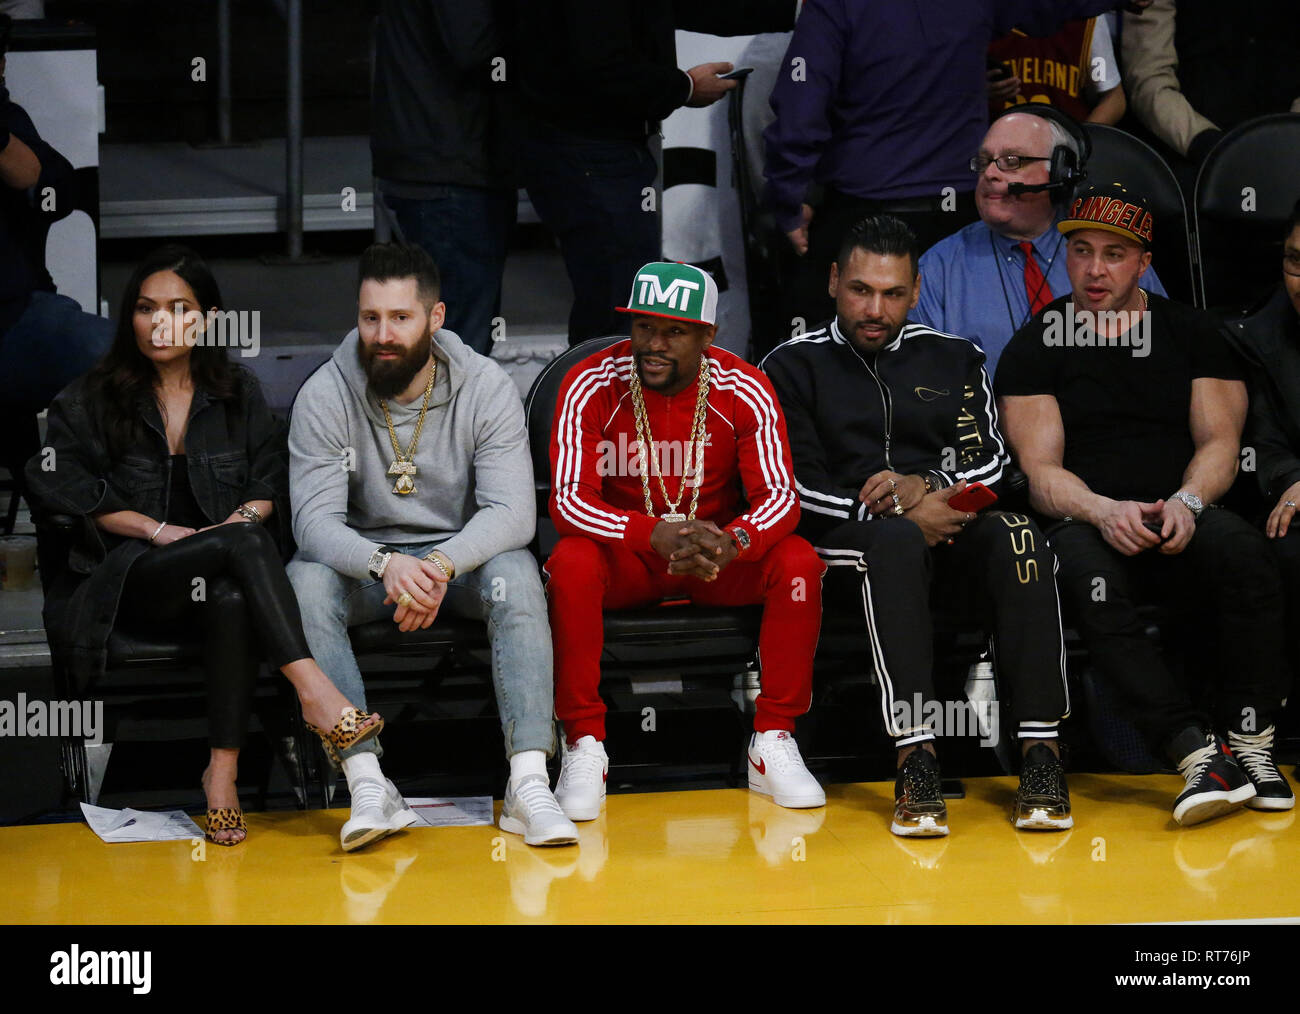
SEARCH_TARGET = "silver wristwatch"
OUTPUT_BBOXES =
[1171,490,1204,520]
[367,547,393,581]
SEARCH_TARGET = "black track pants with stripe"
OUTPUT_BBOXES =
[817,510,1068,744]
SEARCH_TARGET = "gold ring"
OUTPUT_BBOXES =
[888,477,898,491]
[891,503,905,517]
[397,592,413,608]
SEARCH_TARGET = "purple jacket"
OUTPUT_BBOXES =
[763,0,1126,232]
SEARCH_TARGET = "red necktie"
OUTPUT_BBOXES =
[1019,241,1051,315]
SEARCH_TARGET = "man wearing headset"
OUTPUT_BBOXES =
[914,105,1166,377]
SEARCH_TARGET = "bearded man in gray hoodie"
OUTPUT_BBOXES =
[287,243,577,850]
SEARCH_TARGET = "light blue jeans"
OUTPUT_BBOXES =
[286,545,556,762]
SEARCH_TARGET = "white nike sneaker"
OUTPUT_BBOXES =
[747,730,826,809]
[554,735,608,821]
[340,776,417,852]
[499,774,580,846]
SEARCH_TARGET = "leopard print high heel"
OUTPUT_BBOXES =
[305,706,384,768]
[205,807,247,846]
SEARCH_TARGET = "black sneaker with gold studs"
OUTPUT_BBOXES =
[892,747,949,837]
[1014,742,1073,830]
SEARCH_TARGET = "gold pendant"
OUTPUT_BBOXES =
[388,459,416,496]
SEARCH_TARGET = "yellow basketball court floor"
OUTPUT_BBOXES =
[4,773,1297,924]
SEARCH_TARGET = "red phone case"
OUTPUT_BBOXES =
[948,482,998,513]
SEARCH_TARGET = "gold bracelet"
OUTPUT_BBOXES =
[424,550,453,580]
[237,503,263,524]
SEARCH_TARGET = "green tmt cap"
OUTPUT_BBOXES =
[616,261,719,326]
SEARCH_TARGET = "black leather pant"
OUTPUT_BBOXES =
[118,522,311,748]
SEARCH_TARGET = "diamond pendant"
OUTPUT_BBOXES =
[662,512,686,523]
[388,459,416,495]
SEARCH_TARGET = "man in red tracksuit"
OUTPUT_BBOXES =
[544,261,827,820]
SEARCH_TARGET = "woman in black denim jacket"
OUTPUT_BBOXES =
[26,245,382,845]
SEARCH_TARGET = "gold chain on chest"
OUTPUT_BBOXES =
[627,356,710,522]
[379,359,436,495]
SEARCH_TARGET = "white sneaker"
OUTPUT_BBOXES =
[747,730,826,808]
[499,774,580,846]
[340,777,417,852]
[554,735,608,821]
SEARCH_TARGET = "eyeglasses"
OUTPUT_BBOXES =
[1284,251,1300,277]
[970,154,1051,173]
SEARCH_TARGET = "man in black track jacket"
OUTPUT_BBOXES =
[761,215,1071,839]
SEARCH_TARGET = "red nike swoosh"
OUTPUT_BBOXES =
[749,755,766,775]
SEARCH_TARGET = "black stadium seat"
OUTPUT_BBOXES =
[1193,113,1300,317]
[1082,123,1196,306]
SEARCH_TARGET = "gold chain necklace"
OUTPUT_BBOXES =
[378,358,436,495]
[627,356,710,523]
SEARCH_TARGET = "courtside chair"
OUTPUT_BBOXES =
[1193,113,1300,317]
[1082,123,1196,306]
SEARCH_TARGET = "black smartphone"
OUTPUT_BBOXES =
[717,67,755,81]
[1142,520,1168,542]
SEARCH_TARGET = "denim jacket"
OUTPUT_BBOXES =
[25,365,289,691]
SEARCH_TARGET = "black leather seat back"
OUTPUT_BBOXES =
[1194,113,1300,316]
[1083,123,1195,305]
[522,336,625,551]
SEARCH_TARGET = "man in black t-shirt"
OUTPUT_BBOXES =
[995,183,1294,824]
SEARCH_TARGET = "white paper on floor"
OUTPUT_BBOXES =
[81,803,204,843]
[403,796,493,828]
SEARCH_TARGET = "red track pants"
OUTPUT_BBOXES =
[545,534,825,743]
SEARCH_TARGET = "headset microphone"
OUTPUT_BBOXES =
[989,105,1091,204]
[1005,180,1062,196]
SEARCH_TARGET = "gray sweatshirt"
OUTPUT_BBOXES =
[288,327,536,579]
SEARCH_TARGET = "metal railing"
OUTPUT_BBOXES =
[215,0,305,258]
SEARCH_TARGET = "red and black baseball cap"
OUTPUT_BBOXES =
[1058,182,1154,249]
